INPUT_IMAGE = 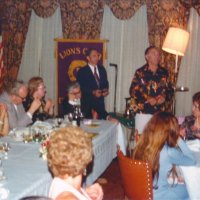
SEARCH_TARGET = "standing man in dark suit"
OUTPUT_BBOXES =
[77,48,109,119]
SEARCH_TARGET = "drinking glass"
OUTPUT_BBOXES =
[0,158,5,181]
[57,118,63,126]
[2,143,10,159]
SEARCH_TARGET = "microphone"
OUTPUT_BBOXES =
[109,63,117,68]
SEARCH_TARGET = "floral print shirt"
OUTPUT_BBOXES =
[129,64,174,114]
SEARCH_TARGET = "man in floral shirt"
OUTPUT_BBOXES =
[129,46,174,114]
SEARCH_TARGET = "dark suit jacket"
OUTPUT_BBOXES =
[77,64,109,119]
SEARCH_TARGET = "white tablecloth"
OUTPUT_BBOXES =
[180,140,200,200]
[0,120,127,199]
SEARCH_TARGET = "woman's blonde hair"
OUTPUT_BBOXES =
[47,126,92,177]
[28,77,43,96]
[132,112,179,182]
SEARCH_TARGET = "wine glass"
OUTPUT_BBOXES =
[68,113,73,122]
[57,118,63,126]
[0,158,5,181]
[2,142,10,159]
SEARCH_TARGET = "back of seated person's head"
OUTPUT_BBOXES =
[19,196,52,200]
[4,80,25,96]
[133,112,179,180]
[47,126,92,178]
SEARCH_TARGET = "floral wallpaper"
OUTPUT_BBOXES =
[60,0,104,39]
[2,0,31,81]
[31,0,59,18]
[105,0,145,20]
[0,0,200,92]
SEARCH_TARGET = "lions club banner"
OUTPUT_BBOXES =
[55,39,107,115]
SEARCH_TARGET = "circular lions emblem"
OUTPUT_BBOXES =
[68,60,87,81]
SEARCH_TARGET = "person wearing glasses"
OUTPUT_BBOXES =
[181,91,200,140]
[62,82,82,116]
[0,80,41,129]
[23,77,54,122]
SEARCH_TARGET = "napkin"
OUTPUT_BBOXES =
[0,188,9,199]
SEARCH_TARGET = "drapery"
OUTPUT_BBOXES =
[101,5,149,112]
[18,7,63,104]
[60,0,104,39]
[2,0,200,114]
[176,8,200,116]
[2,1,32,81]
[2,0,200,83]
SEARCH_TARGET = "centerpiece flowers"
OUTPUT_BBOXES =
[39,137,50,160]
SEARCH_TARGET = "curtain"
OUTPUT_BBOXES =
[176,8,200,116]
[60,0,104,39]
[18,6,63,107]
[100,5,149,112]
[2,1,31,81]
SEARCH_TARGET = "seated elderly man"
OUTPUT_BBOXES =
[0,80,41,129]
[62,82,82,116]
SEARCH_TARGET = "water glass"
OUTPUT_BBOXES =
[0,158,5,181]
[2,143,10,159]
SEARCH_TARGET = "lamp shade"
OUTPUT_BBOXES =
[162,27,189,56]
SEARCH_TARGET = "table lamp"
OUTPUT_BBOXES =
[162,27,189,113]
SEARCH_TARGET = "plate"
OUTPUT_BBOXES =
[85,120,101,128]
[88,132,99,139]
[10,127,30,142]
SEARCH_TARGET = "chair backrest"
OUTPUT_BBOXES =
[135,113,152,134]
[117,150,153,200]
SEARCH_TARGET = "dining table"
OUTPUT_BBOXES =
[180,139,200,200]
[0,119,127,199]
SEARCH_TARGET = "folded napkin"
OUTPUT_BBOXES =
[0,188,9,199]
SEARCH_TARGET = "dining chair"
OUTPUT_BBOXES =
[117,150,153,200]
[0,104,9,136]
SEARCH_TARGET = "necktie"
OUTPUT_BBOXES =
[94,67,100,87]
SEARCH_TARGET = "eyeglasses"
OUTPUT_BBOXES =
[16,95,26,101]
[70,91,81,96]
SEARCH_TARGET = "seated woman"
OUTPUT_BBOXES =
[47,126,103,200]
[0,103,9,136]
[132,112,196,200]
[23,77,54,122]
[181,91,200,140]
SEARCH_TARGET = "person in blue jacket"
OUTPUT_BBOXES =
[132,112,196,200]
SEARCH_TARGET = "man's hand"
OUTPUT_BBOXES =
[147,97,157,106]
[92,89,102,98]
[102,88,109,97]
[156,95,165,105]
